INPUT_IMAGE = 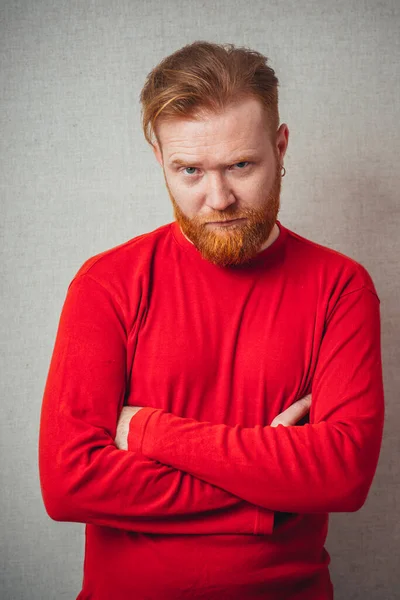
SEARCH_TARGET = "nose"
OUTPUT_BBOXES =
[205,173,236,211]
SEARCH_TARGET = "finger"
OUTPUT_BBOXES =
[270,397,311,427]
[271,400,309,427]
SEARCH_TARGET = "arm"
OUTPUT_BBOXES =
[39,273,274,535]
[127,287,385,513]
[117,396,313,449]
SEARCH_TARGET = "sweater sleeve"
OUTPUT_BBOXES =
[38,273,274,535]
[129,286,385,513]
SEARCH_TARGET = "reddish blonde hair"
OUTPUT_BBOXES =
[139,40,280,149]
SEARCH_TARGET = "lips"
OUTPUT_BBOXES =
[208,218,244,224]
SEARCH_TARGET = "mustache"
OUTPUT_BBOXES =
[204,217,245,223]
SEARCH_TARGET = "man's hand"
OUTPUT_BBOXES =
[115,406,143,450]
[115,394,312,450]
[270,394,312,427]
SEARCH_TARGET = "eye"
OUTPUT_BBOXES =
[182,167,198,176]
[180,162,251,177]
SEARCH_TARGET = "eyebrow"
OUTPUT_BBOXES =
[169,154,259,168]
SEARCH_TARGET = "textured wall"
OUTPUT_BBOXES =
[1,0,399,598]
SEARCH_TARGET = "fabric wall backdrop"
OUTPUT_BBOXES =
[1,0,399,598]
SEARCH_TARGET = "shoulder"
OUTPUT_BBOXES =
[64,222,175,318]
[282,223,379,299]
[71,222,173,283]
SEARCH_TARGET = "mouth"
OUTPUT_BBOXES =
[207,218,246,226]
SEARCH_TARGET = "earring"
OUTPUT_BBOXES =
[280,165,286,177]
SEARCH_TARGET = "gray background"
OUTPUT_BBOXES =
[1,1,399,598]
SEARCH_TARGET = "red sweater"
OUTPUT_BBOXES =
[39,220,384,600]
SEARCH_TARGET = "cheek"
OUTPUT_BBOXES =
[170,179,204,204]
[169,188,203,219]
[259,169,278,195]
[241,172,272,199]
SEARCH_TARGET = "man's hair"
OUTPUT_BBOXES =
[139,40,280,150]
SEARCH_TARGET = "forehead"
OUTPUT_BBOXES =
[158,97,271,166]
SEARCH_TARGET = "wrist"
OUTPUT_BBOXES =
[127,407,162,454]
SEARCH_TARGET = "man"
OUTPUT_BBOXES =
[39,41,384,599]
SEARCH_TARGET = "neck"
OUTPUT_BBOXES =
[258,222,280,252]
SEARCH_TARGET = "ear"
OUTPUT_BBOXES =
[275,123,289,163]
[152,142,163,167]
